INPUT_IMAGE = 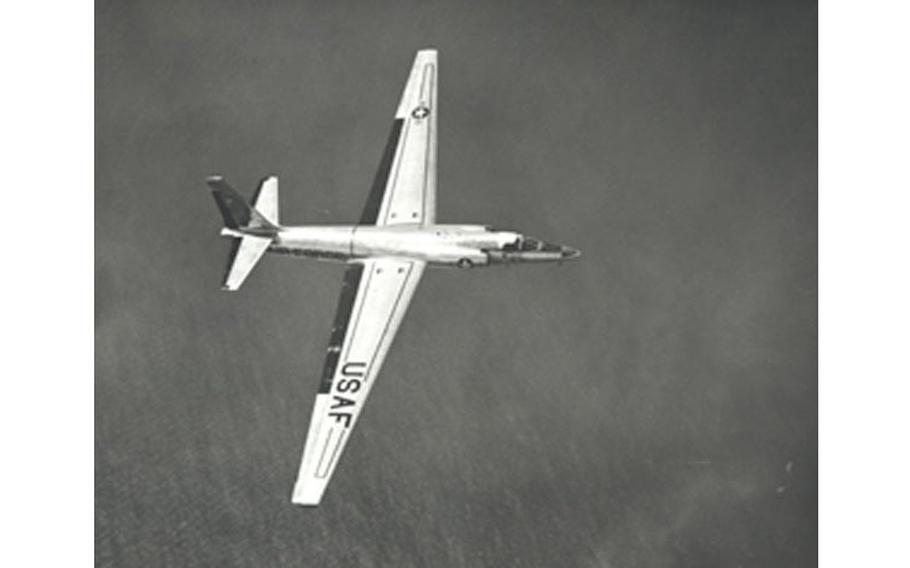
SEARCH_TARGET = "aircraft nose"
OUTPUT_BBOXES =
[561,246,581,259]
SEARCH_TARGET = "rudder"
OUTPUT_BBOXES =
[207,175,277,231]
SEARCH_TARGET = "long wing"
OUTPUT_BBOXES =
[292,258,426,505]
[359,49,437,226]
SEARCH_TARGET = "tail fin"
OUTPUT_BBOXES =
[207,175,278,231]
[207,174,280,291]
[251,176,279,225]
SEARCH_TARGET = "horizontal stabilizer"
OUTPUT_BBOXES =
[222,235,271,291]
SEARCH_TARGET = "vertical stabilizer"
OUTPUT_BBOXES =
[207,174,278,291]
[252,176,279,225]
[207,175,278,231]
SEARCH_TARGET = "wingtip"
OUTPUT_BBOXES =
[292,481,325,507]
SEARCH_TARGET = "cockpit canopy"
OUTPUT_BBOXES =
[501,235,563,253]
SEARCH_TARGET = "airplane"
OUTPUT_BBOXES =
[208,49,581,506]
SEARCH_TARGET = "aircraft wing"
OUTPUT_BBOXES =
[292,258,426,505]
[359,49,437,226]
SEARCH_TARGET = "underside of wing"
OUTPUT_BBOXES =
[292,258,425,506]
[359,49,437,227]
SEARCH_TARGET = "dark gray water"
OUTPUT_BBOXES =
[96,1,817,565]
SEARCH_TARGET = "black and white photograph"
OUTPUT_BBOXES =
[90,1,824,566]
[13,0,909,565]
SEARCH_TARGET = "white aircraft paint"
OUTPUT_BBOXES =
[208,49,580,506]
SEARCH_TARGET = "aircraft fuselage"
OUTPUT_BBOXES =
[222,224,580,268]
